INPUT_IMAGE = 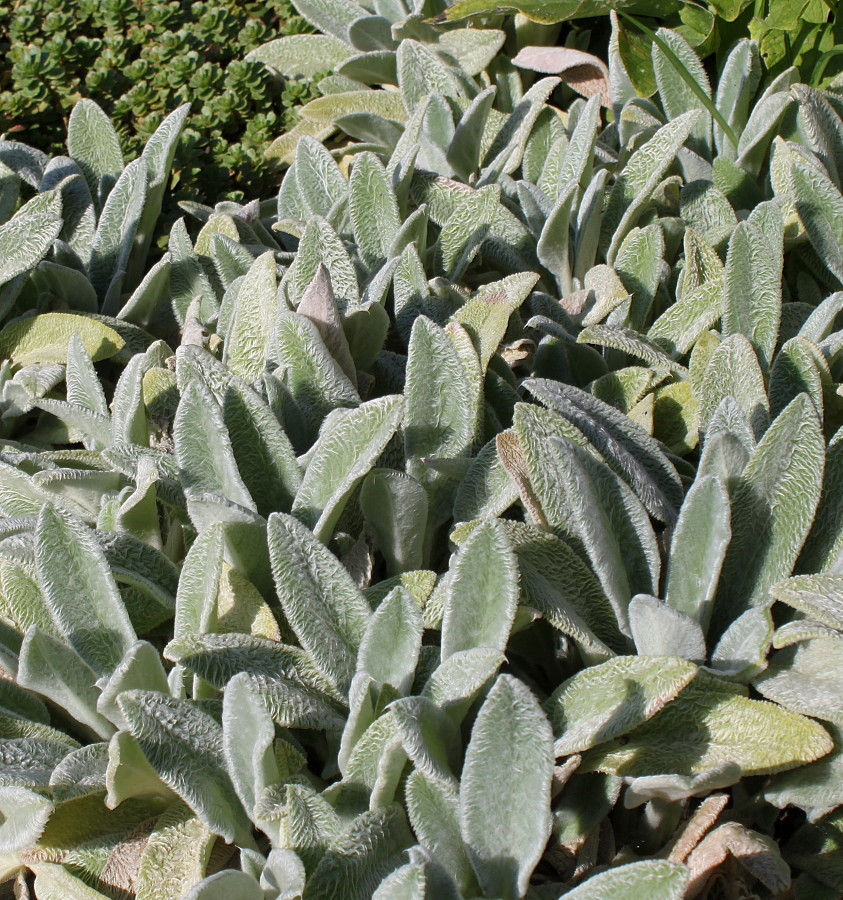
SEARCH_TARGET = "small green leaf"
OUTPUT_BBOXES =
[404,316,478,520]
[454,273,537,370]
[525,379,683,524]
[183,870,263,900]
[223,673,280,833]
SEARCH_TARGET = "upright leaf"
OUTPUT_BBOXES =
[714,394,824,632]
[268,513,371,696]
[224,251,277,384]
[67,99,124,205]
[460,675,553,900]
[35,504,135,676]
[665,475,731,635]
[292,395,404,543]
[441,519,519,661]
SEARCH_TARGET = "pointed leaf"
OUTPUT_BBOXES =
[460,674,552,900]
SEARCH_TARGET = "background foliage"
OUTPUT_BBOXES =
[0,0,319,239]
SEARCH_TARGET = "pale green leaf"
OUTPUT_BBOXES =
[89,158,148,310]
[293,395,404,542]
[224,251,277,384]
[173,376,256,511]
[349,152,401,269]
[0,189,63,289]
[135,801,217,900]
[584,675,832,776]
[790,160,843,284]
[0,785,53,853]
[18,626,114,740]
[525,378,683,523]
[721,207,783,372]
[665,474,731,634]
[67,99,124,204]
[771,574,843,631]
[560,860,688,900]
[268,512,370,696]
[441,518,519,661]
[35,504,135,676]
[303,805,413,900]
[0,313,124,367]
[547,655,697,755]
[600,111,700,263]
[247,34,353,77]
[406,771,475,893]
[360,469,429,576]
[358,586,423,695]
[183,870,263,900]
[460,674,552,900]
[629,595,706,662]
[755,638,843,726]
[714,394,824,631]
[118,690,252,844]
[697,334,769,440]
[32,862,112,900]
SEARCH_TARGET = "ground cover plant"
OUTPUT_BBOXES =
[0,0,319,239]
[0,7,843,899]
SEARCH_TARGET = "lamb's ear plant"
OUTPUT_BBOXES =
[1,17,843,900]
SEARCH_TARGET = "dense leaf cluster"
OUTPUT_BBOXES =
[0,0,319,238]
[0,3,843,898]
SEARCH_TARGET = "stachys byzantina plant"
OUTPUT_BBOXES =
[0,17,842,899]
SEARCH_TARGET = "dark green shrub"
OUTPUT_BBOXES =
[0,0,322,241]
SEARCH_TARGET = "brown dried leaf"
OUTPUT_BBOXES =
[685,822,790,898]
[99,819,156,899]
[513,47,609,106]
[496,430,547,527]
[667,793,729,864]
